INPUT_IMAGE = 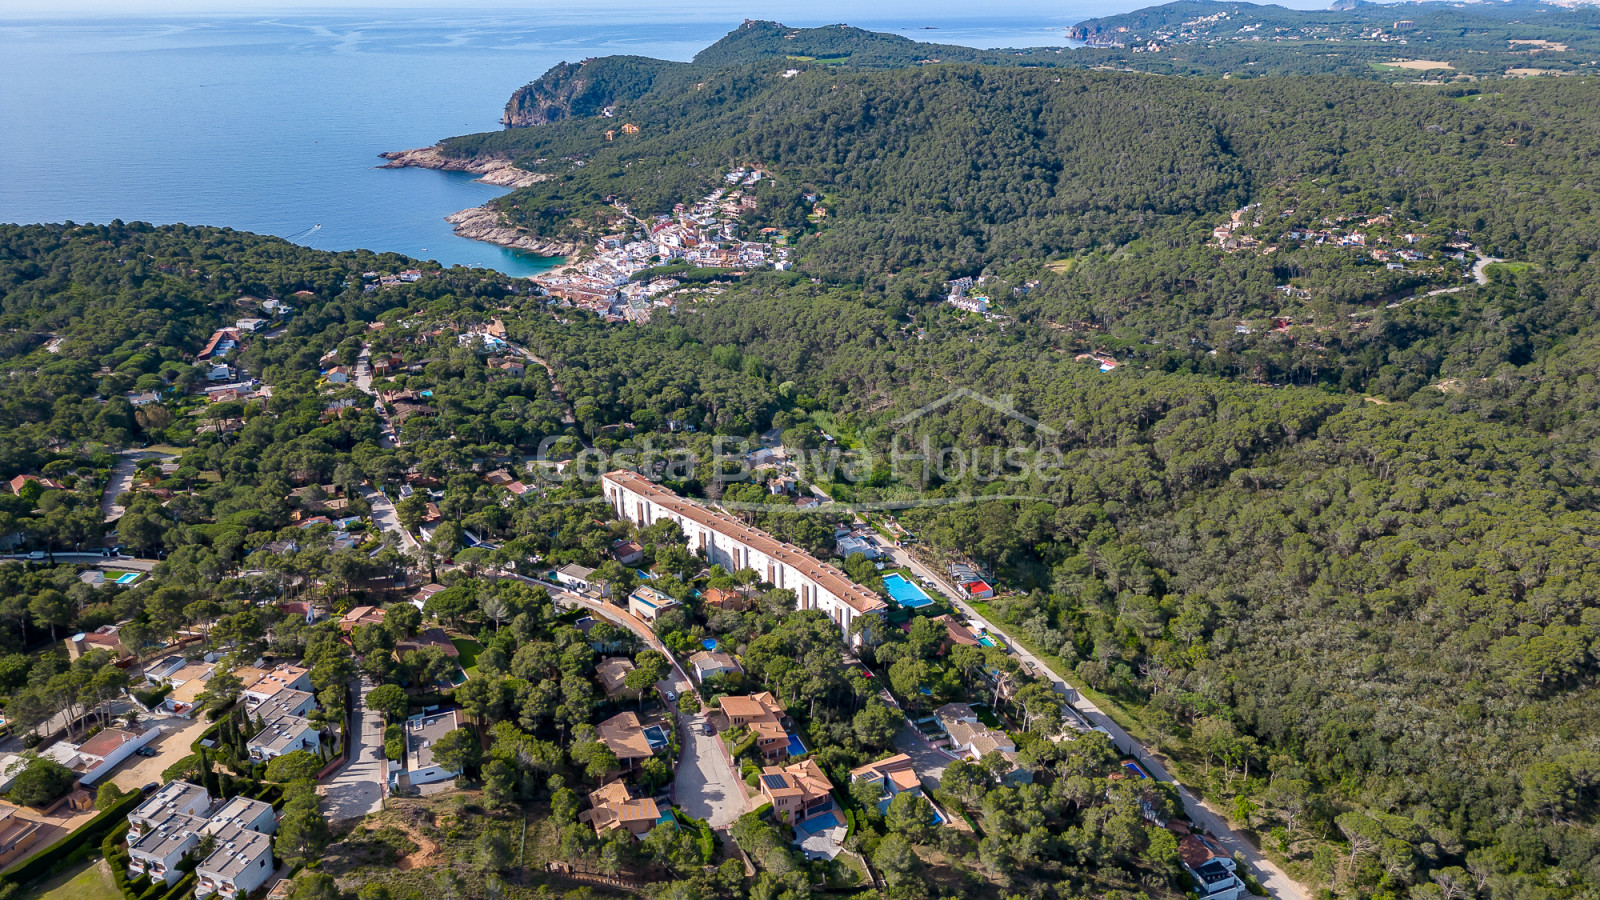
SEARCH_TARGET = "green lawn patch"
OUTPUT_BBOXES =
[22,860,119,900]
[450,637,484,674]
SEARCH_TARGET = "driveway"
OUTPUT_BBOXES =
[107,714,212,792]
[673,716,746,827]
[892,726,956,791]
[321,677,385,822]
[363,485,418,551]
[503,575,745,826]
[102,450,173,522]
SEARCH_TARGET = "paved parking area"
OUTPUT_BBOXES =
[673,716,746,827]
[108,714,212,792]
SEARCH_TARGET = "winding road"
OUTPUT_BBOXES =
[492,573,746,826]
[881,540,1310,900]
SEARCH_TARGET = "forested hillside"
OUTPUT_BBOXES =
[4,10,1600,900]
[435,35,1600,899]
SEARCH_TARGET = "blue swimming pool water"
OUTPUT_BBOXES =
[882,574,934,608]
[114,572,142,584]
[702,638,718,650]
[787,734,808,757]
[1124,761,1149,780]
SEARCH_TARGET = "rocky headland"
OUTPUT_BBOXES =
[443,205,577,258]
[378,146,546,189]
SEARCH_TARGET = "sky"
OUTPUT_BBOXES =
[0,0,1341,19]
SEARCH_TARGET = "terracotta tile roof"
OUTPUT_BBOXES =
[605,471,885,615]
[77,727,142,759]
[596,712,655,761]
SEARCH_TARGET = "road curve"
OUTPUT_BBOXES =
[882,542,1310,900]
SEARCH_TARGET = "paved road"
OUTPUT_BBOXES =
[880,540,1310,900]
[0,553,158,571]
[673,715,747,827]
[102,450,173,522]
[892,726,957,791]
[363,485,418,551]
[354,344,400,449]
[322,677,386,822]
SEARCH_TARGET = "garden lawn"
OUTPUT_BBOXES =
[449,637,484,675]
[23,859,119,900]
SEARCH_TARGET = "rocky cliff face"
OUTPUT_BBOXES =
[500,56,686,128]
[377,146,545,188]
[445,206,577,258]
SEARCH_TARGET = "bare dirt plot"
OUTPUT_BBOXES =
[1509,39,1569,51]
[1385,59,1455,70]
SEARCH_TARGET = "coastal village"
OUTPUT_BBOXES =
[529,168,792,323]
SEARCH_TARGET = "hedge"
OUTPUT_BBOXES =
[0,790,143,892]
[672,810,718,865]
[190,706,235,752]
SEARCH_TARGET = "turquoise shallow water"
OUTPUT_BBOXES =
[0,8,1096,275]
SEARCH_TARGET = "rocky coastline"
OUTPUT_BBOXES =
[444,205,578,258]
[381,146,576,261]
[378,145,547,189]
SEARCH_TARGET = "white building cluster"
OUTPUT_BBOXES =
[125,781,277,899]
[535,170,791,322]
[601,471,885,642]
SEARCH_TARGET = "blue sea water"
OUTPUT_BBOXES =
[0,5,1126,276]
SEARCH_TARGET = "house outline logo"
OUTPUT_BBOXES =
[888,387,1059,437]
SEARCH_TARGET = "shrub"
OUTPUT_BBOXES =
[8,756,78,808]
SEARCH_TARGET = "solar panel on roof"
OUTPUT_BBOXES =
[760,774,788,790]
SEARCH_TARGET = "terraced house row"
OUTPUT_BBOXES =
[600,471,885,641]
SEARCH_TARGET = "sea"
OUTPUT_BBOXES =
[0,3,1200,276]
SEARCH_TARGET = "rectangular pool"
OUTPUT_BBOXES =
[882,573,934,608]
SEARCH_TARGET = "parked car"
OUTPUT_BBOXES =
[700,722,714,736]
[141,782,160,794]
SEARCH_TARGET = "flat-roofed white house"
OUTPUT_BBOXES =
[627,586,679,622]
[194,823,274,900]
[399,710,463,787]
[127,811,203,885]
[601,472,885,643]
[240,664,313,708]
[201,796,277,836]
[252,688,317,721]
[129,782,211,840]
[246,710,320,762]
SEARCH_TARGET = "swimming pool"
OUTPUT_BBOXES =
[114,572,142,585]
[786,734,808,757]
[1123,761,1149,780]
[882,573,934,608]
